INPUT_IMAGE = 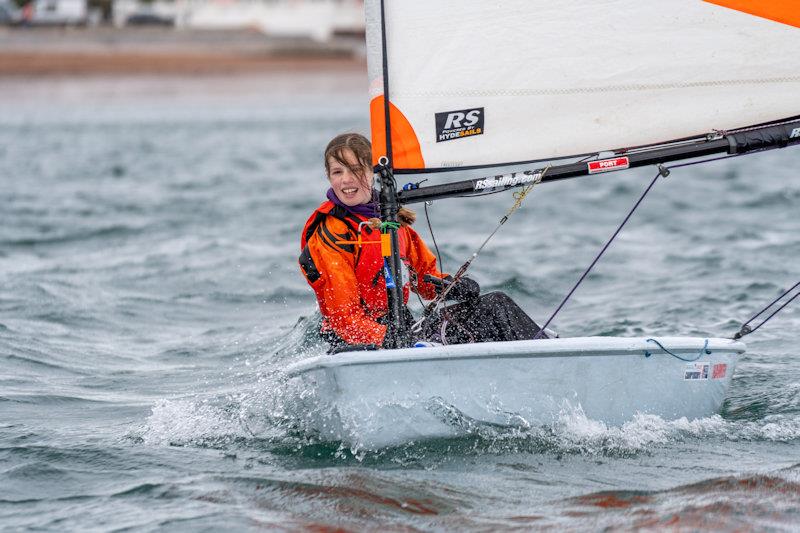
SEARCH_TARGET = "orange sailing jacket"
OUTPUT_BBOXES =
[299,200,445,346]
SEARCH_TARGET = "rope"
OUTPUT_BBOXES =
[380,221,401,232]
[533,165,668,339]
[411,167,547,332]
[734,281,800,339]
[506,182,536,220]
[435,168,545,303]
[424,202,445,272]
[644,338,710,362]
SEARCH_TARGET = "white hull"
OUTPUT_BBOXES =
[285,337,744,450]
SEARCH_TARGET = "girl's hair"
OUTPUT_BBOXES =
[324,132,416,226]
[324,133,372,180]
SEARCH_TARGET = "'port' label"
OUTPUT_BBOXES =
[588,157,630,174]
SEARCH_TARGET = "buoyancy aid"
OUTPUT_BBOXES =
[299,200,444,345]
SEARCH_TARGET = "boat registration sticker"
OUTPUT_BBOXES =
[684,362,710,380]
[712,363,728,379]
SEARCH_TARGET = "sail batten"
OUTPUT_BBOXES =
[366,0,800,173]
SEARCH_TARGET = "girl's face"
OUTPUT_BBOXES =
[327,149,373,207]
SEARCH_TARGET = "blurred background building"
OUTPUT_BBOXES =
[0,0,365,41]
[0,0,367,74]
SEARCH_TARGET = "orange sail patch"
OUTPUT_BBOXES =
[703,0,800,29]
[369,96,425,170]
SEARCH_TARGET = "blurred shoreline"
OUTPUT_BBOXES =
[0,27,365,76]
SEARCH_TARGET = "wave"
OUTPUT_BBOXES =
[135,380,800,464]
[365,406,800,460]
[740,188,800,209]
[2,353,86,376]
[135,398,252,448]
[554,467,800,530]
[1,224,142,248]
[1,394,108,406]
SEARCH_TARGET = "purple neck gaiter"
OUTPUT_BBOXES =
[326,188,380,219]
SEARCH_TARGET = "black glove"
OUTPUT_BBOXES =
[442,275,480,301]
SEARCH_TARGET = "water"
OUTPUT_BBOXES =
[1,72,799,530]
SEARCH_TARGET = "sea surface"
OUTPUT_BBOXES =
[1,72,799,531]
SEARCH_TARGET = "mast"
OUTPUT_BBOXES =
[376,0,406,348]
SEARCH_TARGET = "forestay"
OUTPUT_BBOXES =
[365,0,800,173]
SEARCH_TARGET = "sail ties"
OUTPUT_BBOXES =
[734,281,800,340]
[533,165,669,339]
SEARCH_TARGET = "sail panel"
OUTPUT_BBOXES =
[365,0,800,171]
[703,0,800,29]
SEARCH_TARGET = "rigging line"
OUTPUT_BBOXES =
[577,153,601,163]
[734,281,800,340]
[412,168,547,330]
[742,280,800,325]
[735,292,800,340]
[407,264,428,311]
[456,188,511,198]
[424,202,444,272]
[533,165,669,340]
[667,152,750,170]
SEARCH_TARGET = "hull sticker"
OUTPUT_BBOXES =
[712,363,728,379]
[684,362,710,380]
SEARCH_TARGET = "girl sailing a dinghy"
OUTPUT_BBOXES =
[298,133,545,352]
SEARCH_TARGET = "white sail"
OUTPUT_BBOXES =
[365,0,800,171]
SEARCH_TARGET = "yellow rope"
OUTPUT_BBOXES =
[504,165,549,218]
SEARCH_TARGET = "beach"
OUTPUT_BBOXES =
[0,26,364,76]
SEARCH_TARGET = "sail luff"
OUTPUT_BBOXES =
[377,0,393,167]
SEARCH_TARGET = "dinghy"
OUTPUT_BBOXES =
[288,0,800,449]
[285,337,745,449]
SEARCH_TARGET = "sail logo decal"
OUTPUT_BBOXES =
[790,127,800,139]
[588,157,630,174]
[684,362,710,381]
[435,107,484,143]
[474,170,542,190]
